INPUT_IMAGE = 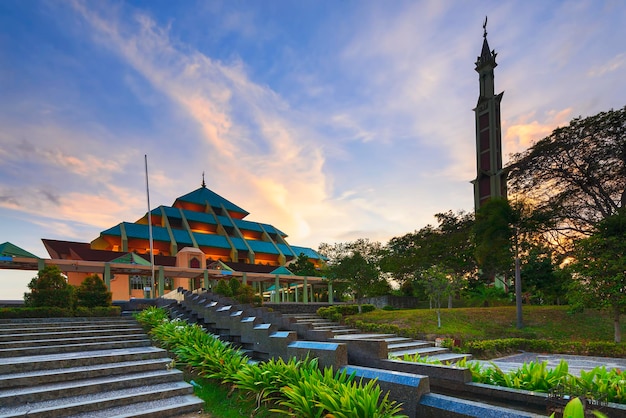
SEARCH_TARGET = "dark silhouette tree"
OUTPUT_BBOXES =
[507,106,626,252]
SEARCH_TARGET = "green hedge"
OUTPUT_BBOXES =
[317,304,376,322]
[464,338,626,358]
[0,306,121,319]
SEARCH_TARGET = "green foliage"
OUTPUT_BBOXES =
[24,265,75,308]
[134,305,169,329]
[507,106,626,251]
[228,277,241,295]
[290,253,319,277]
[76,274,112,308]
[464,284,510,307]
[568,208,626,343]
[136,308,407,417]
[214,279,233,297]
[0,307,73,318]
[473,198,515,283]
[317,304,376,322]
[318,239,390,299]
[380,211,476,294]
[463,338,626,359]
[0,306,120,318]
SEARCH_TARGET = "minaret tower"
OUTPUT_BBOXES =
[472,17,507,211]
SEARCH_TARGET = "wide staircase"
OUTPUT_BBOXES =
[0,317,203,417]
[282,313,471,363]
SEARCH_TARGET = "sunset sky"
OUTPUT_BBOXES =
[1,1,625,299]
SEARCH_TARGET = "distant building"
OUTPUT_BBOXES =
[43,181,324,300]
[471,18,507,211]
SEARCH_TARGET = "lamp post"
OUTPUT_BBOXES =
[514,227,523,329]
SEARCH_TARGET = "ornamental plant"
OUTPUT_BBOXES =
[135,307,407,417]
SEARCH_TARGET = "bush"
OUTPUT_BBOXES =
[214,279,233,297]
[24,265,75,308]
[317,304,377,321]
[135,308,408,417]
[463,338,626,359]
[0,307,73,318]
[76,274,112,308]
[0,306,120,319]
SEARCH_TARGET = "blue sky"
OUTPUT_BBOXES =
[1,0,625,299]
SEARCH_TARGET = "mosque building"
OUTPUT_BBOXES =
[42,179,325,301]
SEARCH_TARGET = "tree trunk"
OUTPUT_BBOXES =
[614,308,622,343]
[448,294,453,308]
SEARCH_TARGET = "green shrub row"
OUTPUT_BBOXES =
[0,306,121,318]
[464,338,626,359]
[317,304,376,322]
[399,355,625,405]
[135,307,407,418]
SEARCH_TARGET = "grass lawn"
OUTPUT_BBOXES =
[184,375,277,418]
[348,305,625,342]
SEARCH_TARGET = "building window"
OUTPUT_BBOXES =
[130,275,146,290]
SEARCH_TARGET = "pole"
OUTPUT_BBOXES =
[145,155,155,298]
[515,227,523,329]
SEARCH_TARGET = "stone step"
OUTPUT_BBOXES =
[0,332,148,348]
[0,346,169,374]
[0,319,139,331]
[0,327,145,341]
[311,324,352,330]
[328,328,361,335]
[0,381,195,418]
[65,395,204,418]
[332,333,397,340]
[388,340,433,351]
[0,358,173,389]
[428,352,473,363]
[389,346,450,358]
[0,369,185,407]
[0,337,152,357]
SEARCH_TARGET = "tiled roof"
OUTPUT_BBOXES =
[0,242,40,259]
[175,186,249,217]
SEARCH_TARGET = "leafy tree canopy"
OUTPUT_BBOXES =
[76,274,112,308]
[507,106,626,251]
[24,265,75,308]
[568,208,626,343]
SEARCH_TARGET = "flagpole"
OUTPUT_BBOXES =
[145,155,155,297]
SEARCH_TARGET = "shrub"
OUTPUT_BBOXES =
[136,308,408,417]
[214,279,233,297]
[24,265,75,308]
[76,274,112,308]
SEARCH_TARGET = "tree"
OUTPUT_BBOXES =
[319,239,390,300]
[420,266,454,328]
[76,274,112,307]
[568,208,626,343]
[289,253,319,277]
[380,210,475,302]
[507,106,626,252]
[473,198,515,285]
[24,265,75,308]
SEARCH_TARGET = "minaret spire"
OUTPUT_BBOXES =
[201,172,206,188]
[471,17,506,211]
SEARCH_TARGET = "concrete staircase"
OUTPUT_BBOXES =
[0,317,204,418]
[283,313,471,363]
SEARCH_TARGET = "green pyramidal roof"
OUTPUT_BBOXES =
[0,242,39,259]
[175,186,249,217]
[110,252,152,266]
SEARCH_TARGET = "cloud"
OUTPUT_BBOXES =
[587,52,626,77]
[503,108,573,158]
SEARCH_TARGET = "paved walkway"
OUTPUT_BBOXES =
[483,352,626,376]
